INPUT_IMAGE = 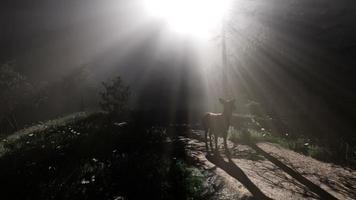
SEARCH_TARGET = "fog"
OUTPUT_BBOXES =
[1,0,356,134]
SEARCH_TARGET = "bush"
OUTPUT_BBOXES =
[100,76,130,120]
[0,112,213,200]
[0,62,34,133]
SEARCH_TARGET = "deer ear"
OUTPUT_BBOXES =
[219,98,226,104]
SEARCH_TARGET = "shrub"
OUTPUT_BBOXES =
[99,76,130,120]
[0,62,34,133]
[0,112,214,200]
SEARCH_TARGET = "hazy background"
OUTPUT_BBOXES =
[1,0,356,137]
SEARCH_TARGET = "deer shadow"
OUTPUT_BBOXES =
[251,143,356,199]
[228,142,327,199]
[206,152,272,200]
[249,143,338,200]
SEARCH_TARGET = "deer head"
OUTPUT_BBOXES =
[219,98,236,117]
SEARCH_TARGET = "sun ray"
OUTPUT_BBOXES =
[143,0,231,39]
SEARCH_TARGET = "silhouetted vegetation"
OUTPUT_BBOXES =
[1,0,356,199]
[0,72,216,199]
[0,112,214,200]
[229,128,356,167]
[0,63,99,135]
[100,76,130,120]
[0,62,35,133]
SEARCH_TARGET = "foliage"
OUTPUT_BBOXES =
[229,129,356,167]
[170,160,214,200]
[0,62,34,132]
[37,65,98,115]
[0,112,213,200]
[245,100,265,117]
[0,62,29,111]
[0,63,101,135]
[100,76,130,119]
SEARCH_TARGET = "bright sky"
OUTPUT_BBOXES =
[143,0,231,39]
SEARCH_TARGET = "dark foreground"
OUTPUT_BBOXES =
[1,112,355,200]
[0,112,214,200]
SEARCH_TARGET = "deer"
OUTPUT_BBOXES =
[202,98,236,155]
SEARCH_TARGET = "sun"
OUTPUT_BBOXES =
[144,0,231,38]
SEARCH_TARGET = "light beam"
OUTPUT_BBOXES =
[144,0,231,39]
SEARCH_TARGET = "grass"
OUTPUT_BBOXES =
[170,160,215,200]
[228,128,343,165]
[0,112,94,156]
[0,112,215,200]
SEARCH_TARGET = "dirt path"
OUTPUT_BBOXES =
[182,131,356,200]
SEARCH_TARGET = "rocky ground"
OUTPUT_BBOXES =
[182,130,356,200]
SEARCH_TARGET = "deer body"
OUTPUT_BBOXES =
[202,98,235,154]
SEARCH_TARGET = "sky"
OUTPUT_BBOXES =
[1,0,355,76]
[1,0,356,130]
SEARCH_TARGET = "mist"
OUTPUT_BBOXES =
[1,0,356,199]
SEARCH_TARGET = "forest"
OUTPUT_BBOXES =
[0,0,355,199]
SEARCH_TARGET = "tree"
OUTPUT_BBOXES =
[0,62,33,132]
[100,76,130,120]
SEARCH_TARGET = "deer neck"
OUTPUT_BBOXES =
[222,110,232,124]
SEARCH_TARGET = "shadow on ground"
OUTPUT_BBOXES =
[206,152,272,200]
[249,143,337,200]
[176,130,355,199]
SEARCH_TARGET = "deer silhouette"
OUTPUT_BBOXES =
[202,98,235,154]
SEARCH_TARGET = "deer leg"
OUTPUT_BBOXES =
[223,136,230,157]
[204,129,209,151]
[209,133,213,151]
[214,135,218,152]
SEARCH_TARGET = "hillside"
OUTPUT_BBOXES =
[1,112,355,199]
[0,112,215,200]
